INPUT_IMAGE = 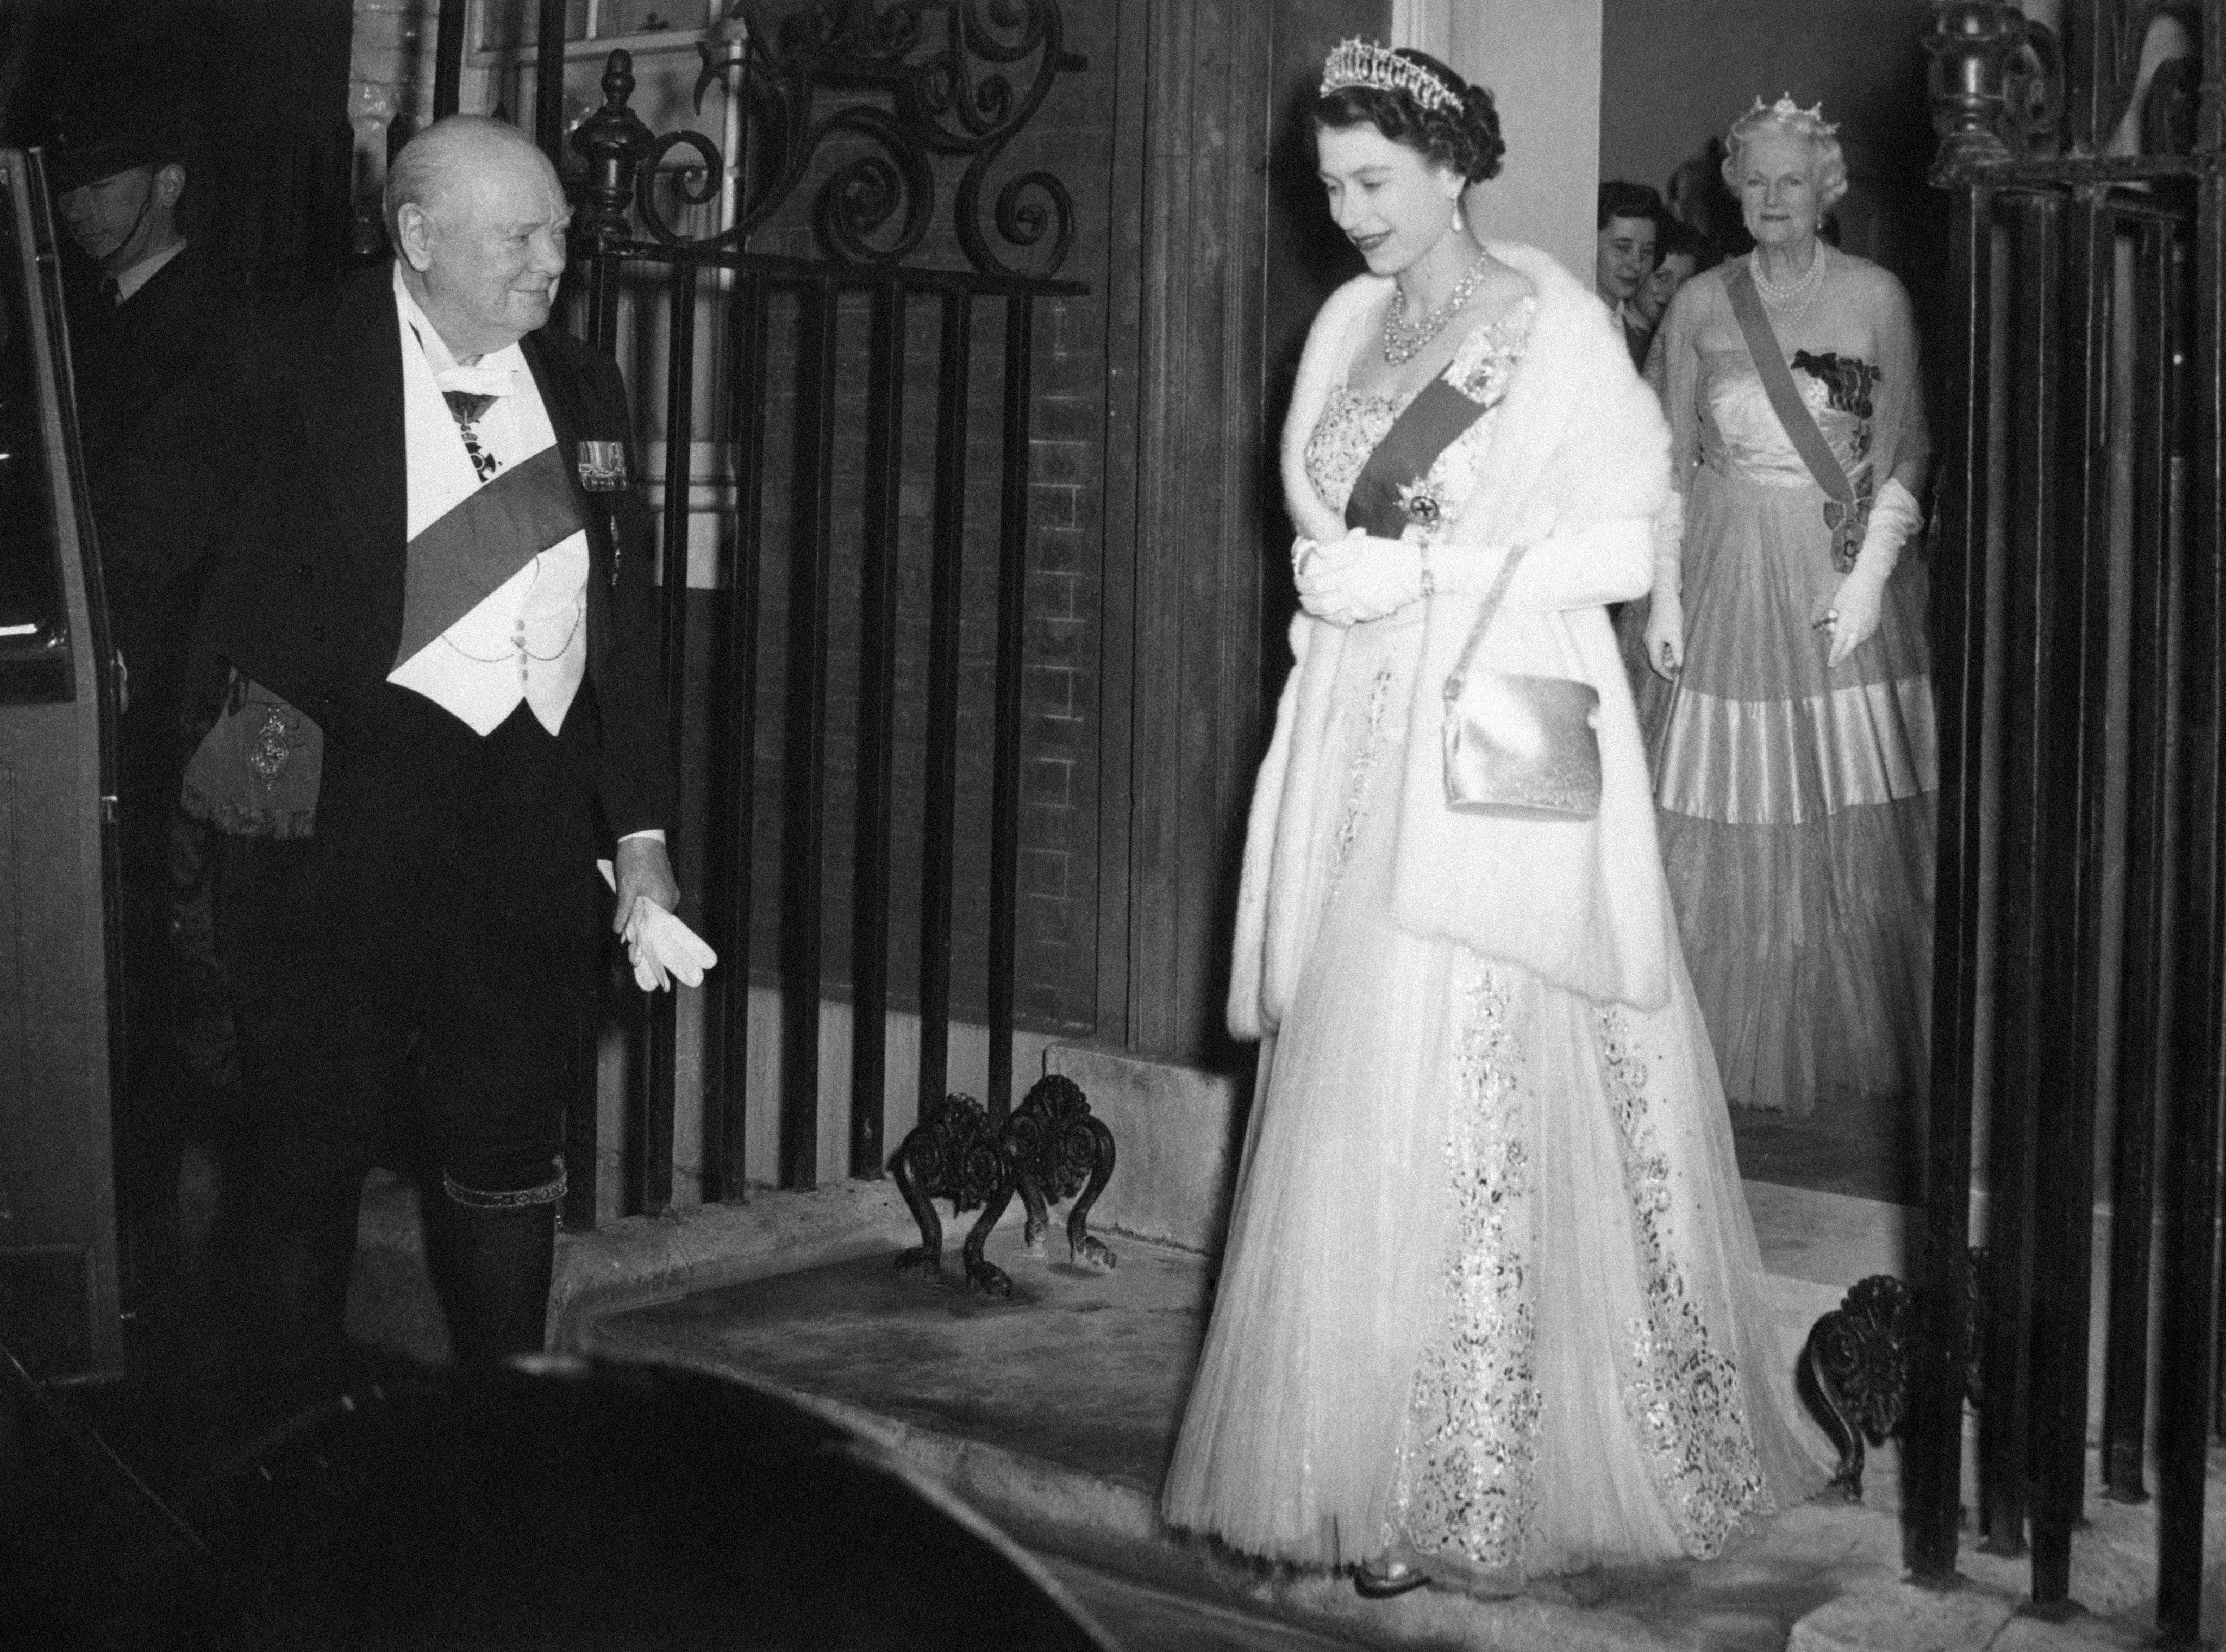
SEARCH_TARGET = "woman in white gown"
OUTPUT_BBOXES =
[1160,42,1830,1598]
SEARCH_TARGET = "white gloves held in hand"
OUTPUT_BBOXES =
[597,861,720,991]
[623,900,719,992]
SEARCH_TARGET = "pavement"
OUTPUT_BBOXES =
[567,1198,2222,1652]
[14,1147,2213,1651]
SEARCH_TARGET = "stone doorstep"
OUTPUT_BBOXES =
[347,1175,2218,1650]
[693,1373,1706,1652]
[555,1200,1825,1652]
[670,1375,1867,1652]
[341,1169,924,1365]
[346,1171,1897,1407]
[549,1198,2186,1652]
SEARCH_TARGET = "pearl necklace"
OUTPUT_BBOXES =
[1753,243,1828,328]
[1382,248,1492,365]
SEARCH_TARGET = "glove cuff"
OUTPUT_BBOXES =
[1422,539,1509,597]
[1850,477,1922,585]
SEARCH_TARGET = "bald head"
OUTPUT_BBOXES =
[384,116,553,243]
[387,116,571,361]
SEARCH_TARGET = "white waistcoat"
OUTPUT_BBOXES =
[386,276,589,737]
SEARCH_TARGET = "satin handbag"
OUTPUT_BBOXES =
[1440,544,1603,819]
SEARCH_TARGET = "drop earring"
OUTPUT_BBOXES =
[1449,196,1466,235]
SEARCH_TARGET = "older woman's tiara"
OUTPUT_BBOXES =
[1321,39,1458,114]
[1744,93,1837,135]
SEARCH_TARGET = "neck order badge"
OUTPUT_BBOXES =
[576,440,629,585]
[578,441,627,491]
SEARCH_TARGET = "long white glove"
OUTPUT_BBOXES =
[1824,478,1922,668]
[1293,530,1424,626]
[1414,537,1506,596]
[1643,491,1686,681]
[597,861,720,991]
[1295,519,1657,624]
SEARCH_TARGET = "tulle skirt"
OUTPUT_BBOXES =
[1627,462,1936,1115]
[1163,617,1829,1591]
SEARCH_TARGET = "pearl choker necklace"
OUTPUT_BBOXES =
[1383,249,1492,365]
[1753,243,1828,326]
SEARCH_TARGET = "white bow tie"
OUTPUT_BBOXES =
[437,362,515,399]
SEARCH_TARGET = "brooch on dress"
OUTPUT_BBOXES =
[1397,477,1448,530]
[1791,351,1880,419]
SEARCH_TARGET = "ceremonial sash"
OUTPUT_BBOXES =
[1342,377,1494,540]
[1723,264,1872,571]
[391,442,585,671]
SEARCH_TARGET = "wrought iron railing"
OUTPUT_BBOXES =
[1907,2,2223,1638]
[431,2,1093,1232]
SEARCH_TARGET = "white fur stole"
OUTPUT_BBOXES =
[1229,242,1675,1038]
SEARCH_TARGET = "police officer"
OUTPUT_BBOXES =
[53,89,247,1326]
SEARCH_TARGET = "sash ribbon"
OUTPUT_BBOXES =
[392,442,585,670]
[1342,377,1494,540]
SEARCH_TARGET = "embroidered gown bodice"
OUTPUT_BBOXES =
[1302,298,1535,522]
[1696,347,1875,489]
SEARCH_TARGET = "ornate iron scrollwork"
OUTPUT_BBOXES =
[890,1092,1016,1296]
[568,0,1088,275]
[999,1074,1115,1270]
[1799,1250,1990,1500]
[1924,0,2216,176]
[889,1074,1116,1298]
[2000,21,2065,159]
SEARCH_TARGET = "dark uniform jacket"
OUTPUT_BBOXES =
[100,265,676,841]
[70,235,246,474]
[71,237,248,724]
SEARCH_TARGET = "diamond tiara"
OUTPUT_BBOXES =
[1746,92,1837,135]
[1321,39,1458,115]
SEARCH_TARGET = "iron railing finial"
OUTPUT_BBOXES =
[571,49,655,245]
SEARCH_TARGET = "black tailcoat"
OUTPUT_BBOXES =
[105,264,676,840]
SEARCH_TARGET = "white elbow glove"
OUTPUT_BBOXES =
[1415,538,1508,597]
[1824,478,1922,668]
[1643,492,1686,680]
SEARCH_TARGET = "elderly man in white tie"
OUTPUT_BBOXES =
[107,115,698,1409]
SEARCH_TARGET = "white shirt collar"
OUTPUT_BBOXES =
[391,264,527,392]
[113,237,188,302]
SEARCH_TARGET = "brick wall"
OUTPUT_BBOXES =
[647,4,1118,1038]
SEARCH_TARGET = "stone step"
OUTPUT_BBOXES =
[558,1186,2209,1652]
[320,1152,2212,1649]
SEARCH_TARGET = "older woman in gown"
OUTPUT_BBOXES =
[1634,100,1935,1117]
[1160,42,1828,1601]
